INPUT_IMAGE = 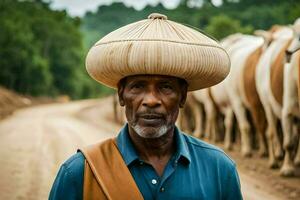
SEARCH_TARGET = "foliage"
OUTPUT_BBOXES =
[1,0,299,99]
[82,0,300,45]
[0,0,106,99]
[0,0,52,95]
[205,15,253,40]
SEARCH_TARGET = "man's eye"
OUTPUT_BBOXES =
[161,84,173,91]
[131,84,144,90]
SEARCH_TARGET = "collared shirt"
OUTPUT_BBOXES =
[49,124,243,200]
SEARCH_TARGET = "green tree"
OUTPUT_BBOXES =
[204,14,253,40]
[0,0,94,99]
[0,0,52,95]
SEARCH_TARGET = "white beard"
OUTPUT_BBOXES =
[130,123,170,138]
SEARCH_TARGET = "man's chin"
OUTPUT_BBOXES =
[131,124,169,139]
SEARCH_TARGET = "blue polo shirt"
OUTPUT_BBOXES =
[49,124,243,200]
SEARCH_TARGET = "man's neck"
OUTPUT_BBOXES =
[128,126,176,176]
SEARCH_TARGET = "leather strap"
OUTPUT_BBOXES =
[79,138,144,200]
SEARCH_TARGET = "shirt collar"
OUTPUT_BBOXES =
[174,126,191,165]
[116,123,191,166]
[117,124,140,166]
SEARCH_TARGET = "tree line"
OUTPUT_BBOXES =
[1,0,299,99]
[0,0,105,99]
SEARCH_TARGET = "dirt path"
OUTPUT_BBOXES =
[0,97,298,199]
[0,98,118,200]
[226,149,300,200]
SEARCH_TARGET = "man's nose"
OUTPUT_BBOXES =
[142,91,161,108]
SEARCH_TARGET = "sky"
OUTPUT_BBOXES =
[50,0,222,17]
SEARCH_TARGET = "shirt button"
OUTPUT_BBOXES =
[151,179,157,185]
[160,187,165,192]
[174,160,178,167]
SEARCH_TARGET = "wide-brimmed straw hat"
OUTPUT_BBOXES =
[86,13,230,91]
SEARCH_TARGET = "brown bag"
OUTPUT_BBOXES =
[79,138,144,200]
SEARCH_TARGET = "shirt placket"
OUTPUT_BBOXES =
[155,156,178,199]
[140,156,178,200]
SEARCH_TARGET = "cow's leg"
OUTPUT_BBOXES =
[280,116,294,177]
[280,62,298,176]
[191,101,203,138]
[179,97,194,134]
[203,105,211,141]
[204,100,218,142]
[294,136,300,166]
[231,100,252,157]
[263,105,281,168]
[272,124,284,160]
[224,108,234,150]
[198,104,205,138]
[210,105,218,143]
[250,107,268,157]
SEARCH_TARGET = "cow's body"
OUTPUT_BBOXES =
[221,35,267,157]
[209,34,244,150]
[256,27,294,168]
[281,19,300,176]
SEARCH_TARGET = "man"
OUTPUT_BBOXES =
[49,13,242,200]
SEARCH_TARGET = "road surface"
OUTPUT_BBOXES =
[0,97,296,199]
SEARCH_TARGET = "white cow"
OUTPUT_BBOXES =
[256,26,294,169]
[209,34,243,150]
[225,35,269,157]
[209,33,270,158]
[190,34,244,146]
[281,18,300,176]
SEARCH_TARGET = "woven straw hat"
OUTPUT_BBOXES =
[86,13,230,91]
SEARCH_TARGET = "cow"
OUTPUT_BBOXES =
[192,33,267,156]
[280,18,300,176]
[203,34,242,150]
[200,33,272,158]
[185,34,244,146]
[193,33,269,158]
[255,26,294,169]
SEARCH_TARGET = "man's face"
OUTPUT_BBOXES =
[118,75,187,138]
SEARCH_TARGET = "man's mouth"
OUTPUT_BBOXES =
[139,114,163,119]
[138,114,164,125]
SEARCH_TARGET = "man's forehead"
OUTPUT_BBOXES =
[125,75,180,82]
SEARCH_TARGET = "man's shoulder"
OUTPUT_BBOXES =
[61,152,85,175]
[49,152,85,199]
[182,133,236,167]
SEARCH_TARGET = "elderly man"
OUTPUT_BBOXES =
[49,13,242,200]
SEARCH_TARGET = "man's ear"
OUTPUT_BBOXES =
[179,87,187,108]
[118,84,125,107]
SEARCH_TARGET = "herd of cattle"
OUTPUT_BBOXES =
[113,18,300,177]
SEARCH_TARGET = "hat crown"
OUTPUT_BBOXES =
[148,13,167,20]
[95,13,218,47]
[86,13,230,91]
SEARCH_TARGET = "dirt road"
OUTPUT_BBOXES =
[0,97,298,199]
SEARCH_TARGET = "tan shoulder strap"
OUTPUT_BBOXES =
[79,138,144,200]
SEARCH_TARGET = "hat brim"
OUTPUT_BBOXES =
[86,39,230,91]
